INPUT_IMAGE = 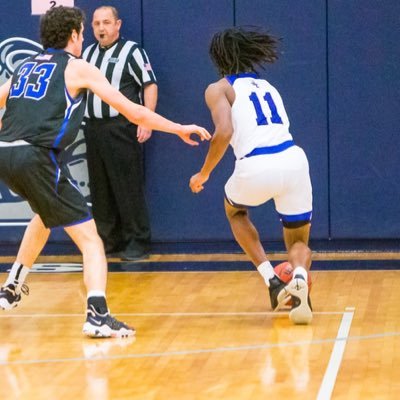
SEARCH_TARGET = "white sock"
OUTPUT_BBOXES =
[293,266,308,281]
[4,262,30,291]
[87,290,106,299]
[257,261,275,287]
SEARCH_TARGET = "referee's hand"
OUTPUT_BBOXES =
[137,126,152,143]
[177,125,211,146]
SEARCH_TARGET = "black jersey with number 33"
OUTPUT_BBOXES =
[1,49,86,151]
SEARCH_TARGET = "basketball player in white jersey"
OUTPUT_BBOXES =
[190,27,313,324]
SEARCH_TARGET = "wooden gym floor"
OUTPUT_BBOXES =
[0,252,399,399]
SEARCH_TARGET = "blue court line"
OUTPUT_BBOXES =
[0,260,399,273]
[109,259,399,272]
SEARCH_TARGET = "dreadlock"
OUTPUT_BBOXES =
[209,26,281,76]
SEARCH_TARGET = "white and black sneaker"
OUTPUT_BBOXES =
[0,283,29,310]
[83,305,135,338]
[268,275,287,310]
[278,274,312,324]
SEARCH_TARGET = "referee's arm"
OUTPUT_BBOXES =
[131,47,158,142]
[137,82,158,143]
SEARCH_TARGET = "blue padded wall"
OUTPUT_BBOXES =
[143,0,235,242]
[235,0,329,240]
[144,0,330,243]
[328,0,400,238]
[0,0,398,248]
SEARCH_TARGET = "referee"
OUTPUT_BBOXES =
[83,6,157,261]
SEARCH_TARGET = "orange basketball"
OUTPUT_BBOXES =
[274,261,312,289]
[273,262,312,307]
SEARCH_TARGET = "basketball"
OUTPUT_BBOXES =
[273,262,312,308]
[274,261,312,289]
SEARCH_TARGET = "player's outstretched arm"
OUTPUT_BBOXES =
[190,81,233,193]
[66,59,210,145]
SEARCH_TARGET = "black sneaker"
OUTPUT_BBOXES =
[268,275,287,310]
[0,283,29,310]
[82,305,135,338]
[286,275,313,325]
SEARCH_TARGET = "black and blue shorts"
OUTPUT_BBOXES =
[0,141,91,228]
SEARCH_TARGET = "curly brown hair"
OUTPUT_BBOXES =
[40,6,85,49]
[209,26,281,76]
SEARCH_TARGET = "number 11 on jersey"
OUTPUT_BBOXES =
[249,91,283,126]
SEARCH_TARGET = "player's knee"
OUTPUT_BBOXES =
[79,231,104,254]
[290,241,312,258]
[225,205,248,220]
[224,196,249,218]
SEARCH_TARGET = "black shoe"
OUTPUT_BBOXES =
[268,275,287,310]
[83,305,135,338]
[0,283,29,310]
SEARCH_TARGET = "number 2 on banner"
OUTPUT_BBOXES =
[31,0,75,15]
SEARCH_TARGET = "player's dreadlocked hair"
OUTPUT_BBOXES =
[209,26,280,76]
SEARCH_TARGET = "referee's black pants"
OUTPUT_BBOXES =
[84,116,151,256]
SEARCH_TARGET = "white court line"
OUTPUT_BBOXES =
[317,307,355,400]
[2,330,400,367]
[1,307,399,368]
[0,311,345,318]
[0,222,29,226]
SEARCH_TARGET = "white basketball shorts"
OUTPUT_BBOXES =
[224,145,312,220]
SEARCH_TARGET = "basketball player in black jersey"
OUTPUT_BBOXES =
[0,6,210,338]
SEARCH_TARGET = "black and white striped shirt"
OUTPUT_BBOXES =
[82,38,157,119]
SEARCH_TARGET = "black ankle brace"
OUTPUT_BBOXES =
[87,296,108,314]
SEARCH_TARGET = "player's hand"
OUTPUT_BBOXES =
[137,126,152,143]
[177,125,211,146]
[190,172,209,193]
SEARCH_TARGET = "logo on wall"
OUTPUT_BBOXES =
[0,37,43,79]
[0,37,90,224]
